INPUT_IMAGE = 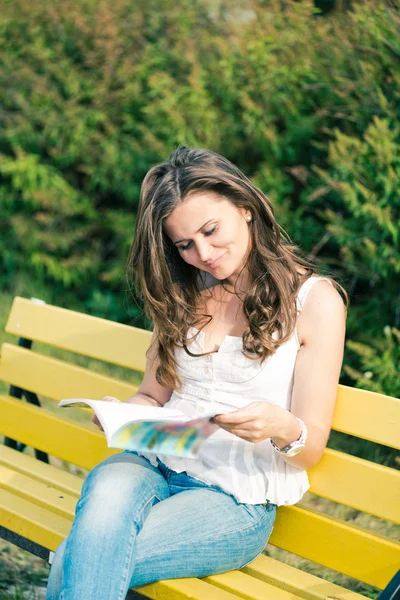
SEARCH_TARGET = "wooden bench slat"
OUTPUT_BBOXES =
[0,465,78,519]
[6,296,152,372]
[242,554,366,600]
[0,394,116,469]
[308,448,400,524]
[332,385,400,449]
[272,505,400,589]
[0,446,82,497]
[136,578,247,600]
[203,571,303,600]
[0,488,71,551]
[0,344,137,402]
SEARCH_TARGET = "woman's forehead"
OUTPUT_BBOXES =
[164,193,234,238]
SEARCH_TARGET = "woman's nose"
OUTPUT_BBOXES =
[196,240,212,262]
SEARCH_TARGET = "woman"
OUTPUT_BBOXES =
[46,146,347,600]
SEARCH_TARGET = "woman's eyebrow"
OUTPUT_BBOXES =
[174,219,214,245]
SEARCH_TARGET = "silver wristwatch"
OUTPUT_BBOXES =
[270,417,307,457]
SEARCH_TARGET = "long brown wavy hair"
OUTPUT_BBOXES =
[127,146,347,390]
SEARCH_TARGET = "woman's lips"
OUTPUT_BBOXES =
[208,253,226,269]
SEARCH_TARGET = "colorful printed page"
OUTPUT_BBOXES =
[58,398,224,458]
[111,418,220,458]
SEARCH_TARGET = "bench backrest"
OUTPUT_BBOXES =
[1,297,399,590]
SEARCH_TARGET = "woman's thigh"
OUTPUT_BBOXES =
[130,487,276,588]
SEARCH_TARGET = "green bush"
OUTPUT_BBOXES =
[0,0,223,321]
[345,327,400,397]
[0,0,398,394]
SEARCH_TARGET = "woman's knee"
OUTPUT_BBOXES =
[75,452,170,528]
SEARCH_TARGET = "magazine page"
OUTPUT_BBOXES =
[111,417,220,458]
[58,398,188,442]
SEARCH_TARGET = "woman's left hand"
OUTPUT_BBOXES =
[212,401,290,443]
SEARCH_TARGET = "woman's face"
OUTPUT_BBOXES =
[164,191,252,286]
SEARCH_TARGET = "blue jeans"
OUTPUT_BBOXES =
[46,451,276,600]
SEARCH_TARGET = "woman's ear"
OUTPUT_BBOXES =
[243,209,252,222]
[238,207,251,221]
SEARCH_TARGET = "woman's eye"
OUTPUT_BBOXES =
[179,241,193,252]
[204,226,216,237]
[178,227,216,252]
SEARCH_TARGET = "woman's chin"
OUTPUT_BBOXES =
[208,264,231,279]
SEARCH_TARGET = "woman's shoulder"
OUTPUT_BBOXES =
[296,275,346,344]
[298,273,344,308]
[296,273,334,303]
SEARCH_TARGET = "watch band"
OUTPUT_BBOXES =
[270,417,307,456]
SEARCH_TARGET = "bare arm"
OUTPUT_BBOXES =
[271,281,346,469]
[214,281,346,471]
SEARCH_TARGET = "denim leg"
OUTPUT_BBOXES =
[46,451,169,600]
[46,539,67,600]
[129,478,276,587]
[46,457,276,599]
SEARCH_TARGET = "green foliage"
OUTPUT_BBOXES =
[312,112,400,343]
[344,327,400,397]
[320,116,399,281]
[0,0,398,393]
[0,541,49,599]
[0,0,223,320]
[0,151,99,287]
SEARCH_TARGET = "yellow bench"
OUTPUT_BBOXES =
[1,296,399,600]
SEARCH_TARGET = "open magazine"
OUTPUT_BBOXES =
[58,398,226,458]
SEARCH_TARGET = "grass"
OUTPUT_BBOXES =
[0,543,47,600]
[0,289,398,599]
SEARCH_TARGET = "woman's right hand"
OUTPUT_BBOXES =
[92,396,121,431]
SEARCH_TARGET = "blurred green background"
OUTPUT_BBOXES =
[0,1,399,596]
[1,0,399,400]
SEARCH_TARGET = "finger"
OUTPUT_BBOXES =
[214,420,255,431]
[213,413,256,426]
[92,396,120,431]
[217,426,256,442]
[92,414,104,431]
[213,402,268,425]
[218,425,266,443]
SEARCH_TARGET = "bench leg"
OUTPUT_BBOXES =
[4,389,50,462]
[4,337,50,464]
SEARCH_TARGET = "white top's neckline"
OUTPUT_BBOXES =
[188,326,242,354]
[189,326,242,340]
[188,275,329,352]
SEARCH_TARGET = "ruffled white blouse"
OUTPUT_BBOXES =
[143,276,331,506]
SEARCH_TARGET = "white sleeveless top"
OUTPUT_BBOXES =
[142,276,331,506]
